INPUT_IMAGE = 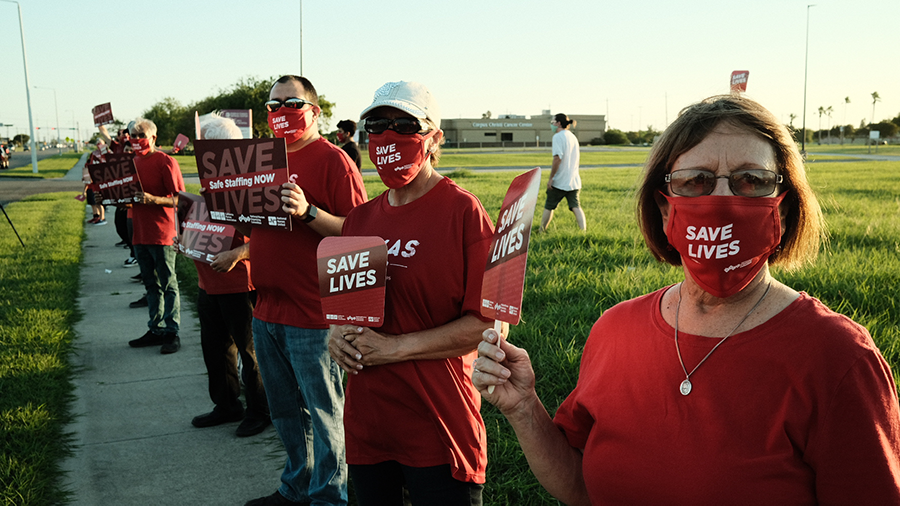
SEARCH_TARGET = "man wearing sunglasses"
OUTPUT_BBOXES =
[244,75,367,506]
[126,118,185,354]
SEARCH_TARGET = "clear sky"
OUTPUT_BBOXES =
[1,0,897,143]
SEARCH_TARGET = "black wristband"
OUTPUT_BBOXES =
[302,204,318,223]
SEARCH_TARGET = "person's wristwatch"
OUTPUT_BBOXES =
[301,204,318,223]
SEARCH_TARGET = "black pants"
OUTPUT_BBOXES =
[126,216,135,257]
[350,462,483,506]
[197,289,267,417]
[114,207,129,245]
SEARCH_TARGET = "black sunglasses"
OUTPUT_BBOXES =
[131,132,147,139]
[265,97,315,113]
[364,117,425,135]
[665,169,783,197]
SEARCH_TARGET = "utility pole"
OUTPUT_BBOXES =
[801,4,816,154]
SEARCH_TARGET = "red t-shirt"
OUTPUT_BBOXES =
[194,233,253,295]
[250,137,367,328]
[341,178,495,484]
[132,151,185,246]
[554,288,900,505]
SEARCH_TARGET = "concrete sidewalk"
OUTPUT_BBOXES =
[61,203,285,504]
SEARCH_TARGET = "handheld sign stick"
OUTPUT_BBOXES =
[481,167,542,393]
[317,236,388,328]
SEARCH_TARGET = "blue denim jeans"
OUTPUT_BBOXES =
[133,244,180,334]
[252,319,347,505]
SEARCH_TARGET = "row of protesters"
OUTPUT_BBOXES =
[185,113,270,438]
[472,94,900,504]
[328,81,495,506]
[125,118,185,354]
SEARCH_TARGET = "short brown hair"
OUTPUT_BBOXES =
[636,94,824,270]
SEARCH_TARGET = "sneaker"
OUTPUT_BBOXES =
[160,334,180,354]
[130,273,142,282]
[124,257,138,267]
[93,219,107,226]
[235,415,271,437]
[128,330,167,348]
[244,491,307,506]
[129,295,148,308]
[192,406,244,428]
[86,217,99,224]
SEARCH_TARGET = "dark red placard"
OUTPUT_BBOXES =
[481,167,542,325]
[173,133,189,152]
[176,192,237,264]
[194,138,292,230]
[86,157,143,205]
[92,103,114,127]
[317,236,388,327]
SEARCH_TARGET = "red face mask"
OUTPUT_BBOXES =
[368,129,437,189]
[336,132,346,143]
[130,137,151,156]
[663,193,786,298]
[268,108,314,144]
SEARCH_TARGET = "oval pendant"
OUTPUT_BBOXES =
[680,379,692,396]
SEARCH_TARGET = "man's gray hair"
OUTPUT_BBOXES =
[200,113,243,140]
[130,118,157,137]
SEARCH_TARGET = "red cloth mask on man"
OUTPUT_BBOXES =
[663,193,786,298]
[268,108,314,145]
[130,137,151,156]
[368,130,437,189]
[336,132,346,143]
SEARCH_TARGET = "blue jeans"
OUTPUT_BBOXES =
[133,244,180,334]
[252,319,347,506]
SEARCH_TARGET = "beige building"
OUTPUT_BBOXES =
[439,112,606,148]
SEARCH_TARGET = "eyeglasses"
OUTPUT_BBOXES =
[131,132,147,139]
[364,117,425,135]
[265,97,315,113]
[665,169,783,197]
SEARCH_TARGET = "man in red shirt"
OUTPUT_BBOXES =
[126,118,185,354]
[242,76,367,506]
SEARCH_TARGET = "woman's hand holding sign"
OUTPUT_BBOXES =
[473,328,538,418]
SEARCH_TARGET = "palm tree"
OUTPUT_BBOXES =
[817,106,825,144]
[842,97,850,145]
[825,106,834,143]
[871,92,881,125]
[789,113,797,128]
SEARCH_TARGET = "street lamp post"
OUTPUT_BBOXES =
[801,4,816,154]
[1,0,38,172]
[35,86,60,154]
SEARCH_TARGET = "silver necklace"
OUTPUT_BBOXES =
[674,281,771,396]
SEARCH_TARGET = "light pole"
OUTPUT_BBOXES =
[801,4,816,154]
[1,0,38,172]
[34,85,60,154]
[66,109,80,151]
[298,0,303,75]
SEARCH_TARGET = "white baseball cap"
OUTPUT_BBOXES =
[360,81,441,129]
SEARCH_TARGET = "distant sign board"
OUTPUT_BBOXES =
[92,103,114,127]
[221,109,253,139]
[730,71,749,93]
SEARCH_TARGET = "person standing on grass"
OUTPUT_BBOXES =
[186,113,270,438]
[243,75,367,506]
[328,81,495,506]
[336,119,362,171]
[540,113,586,232]
[126,118,185,355]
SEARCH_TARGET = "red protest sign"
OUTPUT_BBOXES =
[86,157,143,205]
[481,167,542,325]
[92,103,114,127]
[176,192,237,264]
[730,70,749,93]
[173,133,189,152]
[194,138,292,230]
[317,236,388,327]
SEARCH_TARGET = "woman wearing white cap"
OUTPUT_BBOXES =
[328,81,495,505]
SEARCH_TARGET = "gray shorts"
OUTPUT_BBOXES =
[544,186,581,210]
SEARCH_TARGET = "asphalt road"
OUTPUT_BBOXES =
[6,146,73,169]
[0,149,83,206]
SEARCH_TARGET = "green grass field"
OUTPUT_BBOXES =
[2,156,899,504]
[0,152,84,179]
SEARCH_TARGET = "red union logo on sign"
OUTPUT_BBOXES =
[730,71,749,93]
